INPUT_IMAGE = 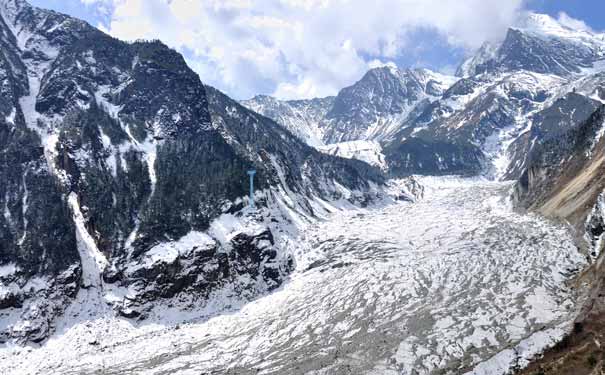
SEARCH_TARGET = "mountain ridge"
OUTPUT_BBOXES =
[243,12,605,180]
[0,0,392,343]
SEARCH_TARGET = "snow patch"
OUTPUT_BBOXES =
[318,140,386,170]
[0,263,18,278]
[4,108,15,125]
[128,231,216,272]
[67,193,108,288]
[94,85,123,120]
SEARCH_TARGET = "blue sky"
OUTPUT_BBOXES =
[29,0,605,100]
[528,0,605,31]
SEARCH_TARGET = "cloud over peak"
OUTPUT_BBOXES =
[82,0,526,99]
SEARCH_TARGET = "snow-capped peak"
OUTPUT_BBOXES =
[364,65,457,93]
[411,68,458,89]
[514,12,605,42]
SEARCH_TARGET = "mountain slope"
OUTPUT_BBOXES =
[243,13,605,179]
[322,67,457,143]
[240,95,334,147]
[242,67,457,146]
[0,0,387,343]
[512,105,605,375]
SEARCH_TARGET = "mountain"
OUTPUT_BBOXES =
[458,13,605,77]
[243,13,605,179]
[317,140,387,170]
[243,66,457,146]
[240,95,334,148]
[321,67,457,143]
[384,14,605,178]
[0,0,389,343]
[3,2,605,370]
[240,23,605,372]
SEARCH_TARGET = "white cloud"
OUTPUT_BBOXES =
[557,11,592,32]
[367,59,398,70]
[84,0,525,100]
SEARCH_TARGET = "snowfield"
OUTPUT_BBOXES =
[0,177,587,374]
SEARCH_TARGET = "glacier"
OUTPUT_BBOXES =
[0,177,586,374]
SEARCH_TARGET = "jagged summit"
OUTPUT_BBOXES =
[243,64,458,149]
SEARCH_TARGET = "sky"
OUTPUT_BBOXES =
[29,0,605,101]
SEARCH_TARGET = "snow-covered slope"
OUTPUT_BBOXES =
[383,12,605,178]
[322,67,458,143]
[458,13,605,78]
[3,4,605,374]
[0,0,388,343]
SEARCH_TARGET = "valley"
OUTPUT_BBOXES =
[0,178,588,374]
[1,1,605,373]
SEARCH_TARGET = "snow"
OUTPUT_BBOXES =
[585,192,605,259]
[45,20,65,34]
[457,42,499,78]
[579,59,605,76]
[2,5,65,183]
[67,192,108,288]
[140,139,157,196]
[318,140,387,170]
[19,74,42,131]
[479,71,568,180]
[17,172,28,246]
[466,325,569,375]
[42,133,68,183]
[516,12,605,46]
[0,4,598,373]
[242,96,328,148]
[589,118,605,156]
[0,263,17,278]
[83,50,96,65]
[209,213,250,247]
[129,231,216,271]
[4,108,15,125]
[98,128,118,176]
[2,194,11,227]
[94,85,123,120]
[0,178,586,374]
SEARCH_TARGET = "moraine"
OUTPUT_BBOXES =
[0,177,587,375]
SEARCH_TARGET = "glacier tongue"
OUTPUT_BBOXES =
[0,177,586,375]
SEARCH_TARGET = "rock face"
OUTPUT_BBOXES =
[513,105,605,226]
[0,0,385,343]
[240,95,334,148]
[504,92,601,180]
[321,67,457,144]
